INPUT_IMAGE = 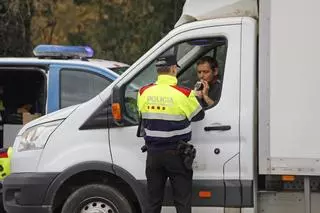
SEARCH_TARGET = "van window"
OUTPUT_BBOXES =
[60,69,112,109]
[123,37,227,125]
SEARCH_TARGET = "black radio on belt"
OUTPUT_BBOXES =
[141,145,147,153]
[177,141,196,170]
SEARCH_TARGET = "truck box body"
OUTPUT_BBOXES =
[259,0,320,175]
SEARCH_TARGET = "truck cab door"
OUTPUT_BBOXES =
[108,21,243,211]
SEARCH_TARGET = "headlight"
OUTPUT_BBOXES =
[18,120,63,152]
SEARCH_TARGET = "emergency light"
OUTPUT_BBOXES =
[33,45,94,59]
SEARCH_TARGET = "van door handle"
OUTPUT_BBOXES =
[204,125,231,131]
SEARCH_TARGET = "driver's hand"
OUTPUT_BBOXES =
[201,80,209,96]
[194,89,203,98]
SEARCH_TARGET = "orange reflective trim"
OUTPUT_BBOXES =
[139,83,155,95]
[199,191,212,198]
[170,85,191,97]
[282,175,295,182]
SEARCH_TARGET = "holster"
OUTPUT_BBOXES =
[177,141,196,170]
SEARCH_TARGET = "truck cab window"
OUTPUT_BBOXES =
[60,69,112,109]
[178,42,227,109]
[123,37,227,125]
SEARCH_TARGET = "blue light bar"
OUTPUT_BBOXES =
[33,45,94,58]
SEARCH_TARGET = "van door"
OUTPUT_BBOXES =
[109,22,243,211]
[0,66,47,148]
[48,64,114,113]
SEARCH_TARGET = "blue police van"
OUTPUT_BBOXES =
[0,45,128,149]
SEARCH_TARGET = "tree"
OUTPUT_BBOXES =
[69,0,185,63]
[0,0,33,57]
[32,0,99,45]
[0,0,185,62]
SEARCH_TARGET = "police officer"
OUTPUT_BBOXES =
[137,53,205,213]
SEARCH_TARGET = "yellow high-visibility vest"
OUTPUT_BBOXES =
[137,75,202,152]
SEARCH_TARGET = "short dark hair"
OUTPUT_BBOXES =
[157,65,171,74]
[196,56,218,71]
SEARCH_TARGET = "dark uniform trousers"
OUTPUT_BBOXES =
[146,150,193,213]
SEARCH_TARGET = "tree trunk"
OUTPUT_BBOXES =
[0,0,33,57]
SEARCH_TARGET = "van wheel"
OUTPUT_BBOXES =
[61,184,133,213]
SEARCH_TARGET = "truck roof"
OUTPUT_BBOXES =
[175,0,258,27]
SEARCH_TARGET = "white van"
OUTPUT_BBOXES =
[0,45,128,150]
[3,0,320,213]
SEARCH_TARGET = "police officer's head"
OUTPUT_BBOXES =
[196,56,218,83]
[155,54,180,77]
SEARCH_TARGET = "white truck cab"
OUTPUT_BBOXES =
[3,1,320,213]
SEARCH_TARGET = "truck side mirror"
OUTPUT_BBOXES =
[111,86,124,126]
[111,103,122,121]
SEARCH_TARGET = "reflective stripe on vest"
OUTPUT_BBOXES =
[141,112,186,121]
[145,125,191,138]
